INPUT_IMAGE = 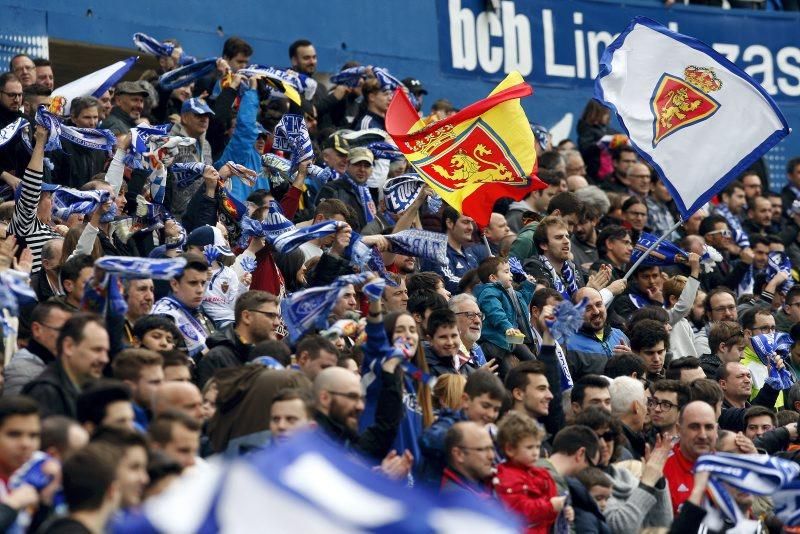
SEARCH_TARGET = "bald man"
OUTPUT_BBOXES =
[314,361,402,461]
[441,421,495,497]
[566,175,589,192]
[663,400,718,514]
[153,382,203,421]
[564,287,630,380]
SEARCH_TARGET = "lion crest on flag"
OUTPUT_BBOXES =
[651,65,723,147]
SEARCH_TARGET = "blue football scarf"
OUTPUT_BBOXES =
[367,141,403,161]
[696,452,800,526]
[158,58,217,91]
[373,67,418,108]
[540,255,578,299]
[281,272,372,342]
[750,332,796,390]
[51,188,109,220]
[383,174,425,214]
[99,202,118,224]
[345,232,374,268]
[775,479,800,528]
[133,32,196,65]
[262,201,295,238]
[273,114,313,172]
[767,251,795,294]
[344,174,376,224]
[239,256,257,274]
[0,270,37,317]
[738,265,757,297]
[250,66,317,101]
[630,232,688,267]
[367,247,398,287]
[261,153,337,187]
[26,107,116,153]
[271,220,345,254]
[0,117,27,148]
[170,162,207,189]
[217,186,248,223]
[95,256,188,280]
[81,273,127,316]
[330,66,369,87]
[385,229,448,265]
[715,203,751,249]
[126,123,172,168]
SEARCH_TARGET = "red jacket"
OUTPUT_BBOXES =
[663,442,695,515]
[494,461,558,534]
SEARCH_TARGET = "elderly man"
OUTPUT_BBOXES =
[313,365,402,461]
[565,287,630,381]
[101,81,149,135]
[441,421,495,497]
[123,279,154,346]
[449,294,487,367]
[610,376,648,460]
[10,54,35,87]
[663,401,718,514]
[317,147,377,232]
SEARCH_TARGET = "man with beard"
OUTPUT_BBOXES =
[449,293,488,369]
[609,265,664,326]
[591,225,632,282]
[313,365,403,461]
[571,205,601,273]
[565,287,630,381]
[663,401,718,514]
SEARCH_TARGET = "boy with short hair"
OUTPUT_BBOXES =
[494,411,572,533]
[474,257,537,377]
[269,388,316,442]
[132,315,181,353]
[572,466,613,531]
[424,309,480,376]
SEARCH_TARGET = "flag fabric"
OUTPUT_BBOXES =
[50,57,137,116]
[386,71,544,228]
[630,232,688,267]
[111,430,518,534]
[595,17,789,219]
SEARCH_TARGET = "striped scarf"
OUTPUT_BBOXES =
[539,255,579,299]
[344,175,376,224]
[715,203,751,249]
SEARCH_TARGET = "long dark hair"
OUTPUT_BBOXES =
[383,311,434,428]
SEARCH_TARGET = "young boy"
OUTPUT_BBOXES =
[494,411,572,534]
[576,467,613,513]
[474,257,537,376]
[571,467,613,532]
[424,309,481,376]
[132,315,181,353]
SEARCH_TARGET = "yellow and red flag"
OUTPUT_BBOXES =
[386,71,545,228]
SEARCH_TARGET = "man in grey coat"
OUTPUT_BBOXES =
[4,302,72,395]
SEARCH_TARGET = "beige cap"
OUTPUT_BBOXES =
[348,146,374,165]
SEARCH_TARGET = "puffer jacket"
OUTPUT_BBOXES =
[474,280,536,351]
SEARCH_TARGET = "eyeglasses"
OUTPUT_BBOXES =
[454,311,485,321]
[1,91,22,99]
[647,398,678,411]
[706,228,732,238]
[752,325,776,333]
[247,309,280,320]
[458,445,495,454]
[328,391,366,402]
[599,431,617,442]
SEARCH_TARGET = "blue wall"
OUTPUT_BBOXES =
[3,0,798,188]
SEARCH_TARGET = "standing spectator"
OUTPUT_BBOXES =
[33,58,54,90]
[316,147,376,232]
[10,54,35,88]
[51,96,107,189]
[101,81,149,135]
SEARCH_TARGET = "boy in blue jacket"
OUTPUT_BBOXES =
[474,257,538,377]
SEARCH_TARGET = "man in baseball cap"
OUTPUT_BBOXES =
[102,81,150,134]
[321,133,350,174]
[316,147,376,231]
[402,77,427,111]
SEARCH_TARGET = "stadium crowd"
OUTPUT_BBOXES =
[0,30,796,533]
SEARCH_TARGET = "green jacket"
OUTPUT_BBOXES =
[509,221,540,261]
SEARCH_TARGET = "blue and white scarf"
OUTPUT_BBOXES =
[330,66,369,88]
[3,109,116,153]
[152,295,209,357]
[0,117,26,148]
[367,141,403,161]
[367,247,398,287]
[281,272,371,342]
[385,229,448,265]
[539,255,578,299]
[344,174,376,224]
[715,203,750,249]
[272,220,345,254]
[82,273,127,316]
[273,113,313,172]
[775,478,800,527]
[373,67,418,108]
[170,162,207,189]
[696,452,800,526]
[51,187,109,221]
[238,65,317,101]
[95,256,187,280]
[126,123,173,168]
[158,58,217,91]
[0,270,37,316]
[132,32,196,65]
[767,251,794,294]
[383,174,425,214]
[750,332,796,390]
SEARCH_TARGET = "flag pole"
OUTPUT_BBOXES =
[622,218,684,281]
[482,235,494,257]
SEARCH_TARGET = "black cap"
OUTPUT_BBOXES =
[321,133,349,156]
[402,77,427,95]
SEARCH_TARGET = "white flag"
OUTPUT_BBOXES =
[595,17,789,219]
[51,57,137,115]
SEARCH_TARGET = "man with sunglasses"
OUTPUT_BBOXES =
[195,291,280,387]
[698,215,752,293]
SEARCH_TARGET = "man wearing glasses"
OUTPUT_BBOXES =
[739,307,785,409]
[441,421,496,498]
[195,291,280,387]
[4,301,72,395]
[646,379,689,445]
[448,293,488,369]
[10,54,35,88]
[776,286,800,334]
[698,215,752,293]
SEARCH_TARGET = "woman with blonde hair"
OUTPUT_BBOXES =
[432,373,466,412]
